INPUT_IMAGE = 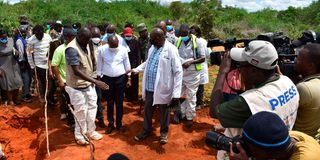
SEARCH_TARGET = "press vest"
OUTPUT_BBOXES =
[217,75,300,160]
[241,75,299,130]
[66,39,94,89]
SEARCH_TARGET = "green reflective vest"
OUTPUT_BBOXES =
[176,34,202,71]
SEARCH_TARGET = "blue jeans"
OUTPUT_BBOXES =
[20,62,32,98]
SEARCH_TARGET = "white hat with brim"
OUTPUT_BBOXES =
[230,40,278,70]
[230,48,246,62]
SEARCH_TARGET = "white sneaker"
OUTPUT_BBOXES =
[60,114,67,120]
[88,131,103,140]
[76,139,89,145]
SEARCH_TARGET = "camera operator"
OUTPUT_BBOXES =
[293,43,320,138]
[228,111,320,160]
[209,40,300,159]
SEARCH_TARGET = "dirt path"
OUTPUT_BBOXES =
[0,100,219,160]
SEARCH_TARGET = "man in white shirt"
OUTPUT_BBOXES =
[97,35,131,134]
[27,25,54,104]
[133,28,183,144]
[165,19,178,45]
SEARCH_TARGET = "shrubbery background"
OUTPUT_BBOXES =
[1,0,320,39]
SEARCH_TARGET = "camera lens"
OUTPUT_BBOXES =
[205,131,241,153]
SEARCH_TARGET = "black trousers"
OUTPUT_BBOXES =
[125,74,139,101]
[143,91,170,134]
[60,88,75,126]
[36,67,56,104]
[102,74,126,128]
[196,84,204,106]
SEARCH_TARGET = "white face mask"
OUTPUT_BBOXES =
[109,47,119,52]
[91,37,101,45]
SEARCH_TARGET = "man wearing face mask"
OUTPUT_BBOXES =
[137,23,151,62]
[165,19,177,45]
[122,27,141,102]
[97,35,131,134]
[101,24,130,52]
[173,24,205,128]
[90,27,106,128]
[156,20,176,45]
[65,27,109,145]
[27,25,53,104]
[51,26,76,127]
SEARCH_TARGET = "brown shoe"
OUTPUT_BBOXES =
[185,120,193,128]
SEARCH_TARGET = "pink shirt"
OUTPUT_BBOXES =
[223,69,241,94]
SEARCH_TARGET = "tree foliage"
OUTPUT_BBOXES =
[0,0,319,39]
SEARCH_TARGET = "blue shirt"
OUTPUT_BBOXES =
[145,47,163,92]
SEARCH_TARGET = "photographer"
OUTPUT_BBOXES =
[293,43,320,137]
[228,111,320,160]
[209,40,300,159]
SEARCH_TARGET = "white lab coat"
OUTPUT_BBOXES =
[133,40,183,105]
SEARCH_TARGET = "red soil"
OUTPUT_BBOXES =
[0,100,219,160]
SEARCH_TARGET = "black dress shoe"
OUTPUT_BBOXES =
[105,126,114,134]
[116,126,125,132]
[134,131,150,141]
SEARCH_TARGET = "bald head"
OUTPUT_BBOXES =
[156,20,166,34]
[108,35,119,48]
[77,27,92,46]
[166,19,173,25]
[106,24,116,34]
[150,28,165,48]
[91,27,101,38]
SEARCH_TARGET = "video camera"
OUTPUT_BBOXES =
[256,32,297,77]
[207,38,252,66]
[205,131,248,154]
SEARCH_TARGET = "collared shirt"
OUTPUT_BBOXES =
[27,33,52,69]
[145,47,163,92]
[51,44,67,82]
[97,45,131,77]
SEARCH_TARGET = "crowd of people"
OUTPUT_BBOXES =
[0,15,320,159]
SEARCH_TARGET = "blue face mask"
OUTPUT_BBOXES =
[107,33,115,37]
[103,33,115,41]
[0,38,8,44]
[125,36,132,41]
[181,36,189,42]
[166,25,173,31]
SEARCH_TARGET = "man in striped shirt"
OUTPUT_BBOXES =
[27,25,54,105]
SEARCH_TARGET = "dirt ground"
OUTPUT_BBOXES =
[0,65,220,160]
[0,100,220,160]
